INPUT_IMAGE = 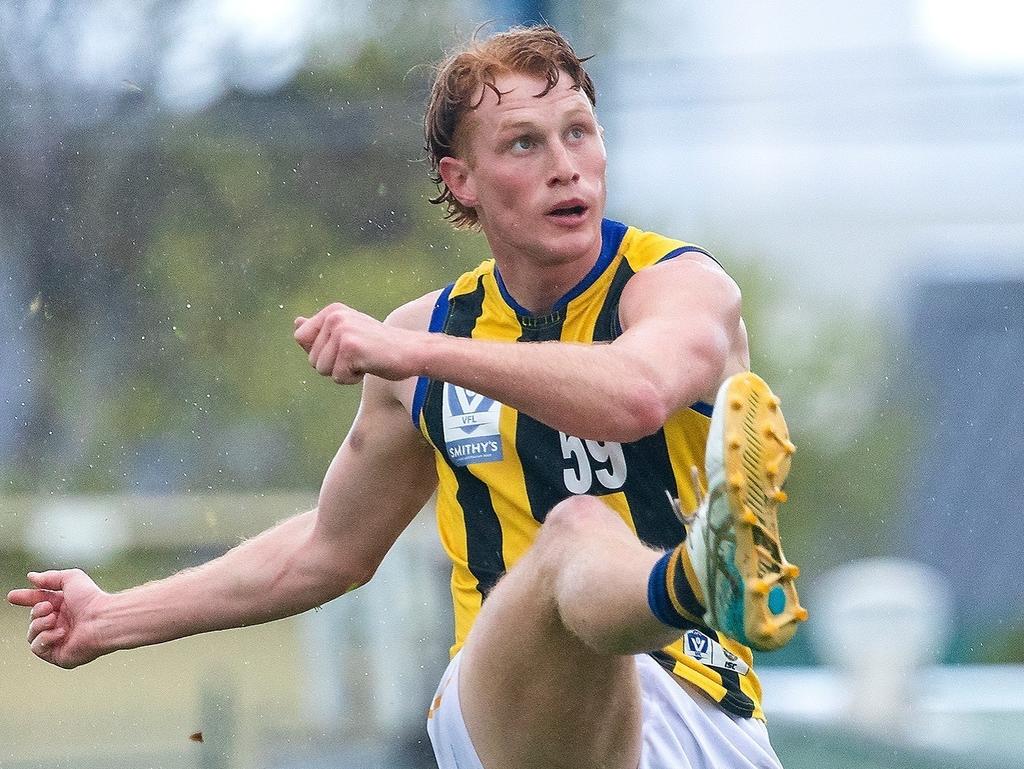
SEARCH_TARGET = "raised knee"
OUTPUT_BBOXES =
[523,497,611,583]
[541,495,617,543]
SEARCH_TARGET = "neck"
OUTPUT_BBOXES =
[487,236,604,315]
[494,251,598,315]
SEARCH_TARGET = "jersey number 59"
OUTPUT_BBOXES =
[559,432,627,494]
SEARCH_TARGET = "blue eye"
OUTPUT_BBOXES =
[513,136,533,151]
[569,126,585,139]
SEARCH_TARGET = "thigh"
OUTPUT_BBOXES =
[457,497,661,769]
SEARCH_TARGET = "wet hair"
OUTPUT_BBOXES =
[424,24,596,229]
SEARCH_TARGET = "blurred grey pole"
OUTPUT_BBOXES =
[361,510,450,732]
[0,228,38,473]
[297,505,450,737]
[197,674,237,769]
[298,593,361,732]
[901,279,1024,631]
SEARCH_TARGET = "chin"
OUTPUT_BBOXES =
[541,225,601,262]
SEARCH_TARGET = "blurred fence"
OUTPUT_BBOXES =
[3,495,1024,768]
[762,665,1024,769]
[1,493,451,769]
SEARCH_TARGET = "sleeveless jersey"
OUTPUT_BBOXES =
[411,218,763,719]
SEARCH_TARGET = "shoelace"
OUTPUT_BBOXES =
[665,465,705,527]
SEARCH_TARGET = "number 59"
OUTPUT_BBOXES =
[560,432,627,494]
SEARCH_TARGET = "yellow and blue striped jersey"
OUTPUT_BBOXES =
[411,218,763,719]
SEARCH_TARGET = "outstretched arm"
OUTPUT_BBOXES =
[295,256,747,442]
[7,362,437,669]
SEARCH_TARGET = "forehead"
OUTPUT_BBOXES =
[469,70,595,133]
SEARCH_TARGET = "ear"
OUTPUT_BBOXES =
[439,156,478,208]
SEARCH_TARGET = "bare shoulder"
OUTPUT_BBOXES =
[621,252,741,314]
[384,289,444,331]
[619,252,749,401]
[637,251,737,290]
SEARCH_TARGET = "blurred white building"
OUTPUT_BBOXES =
[600,0,1024,310]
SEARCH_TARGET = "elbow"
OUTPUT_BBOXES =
[329,553,381,597]
[301,561,377,608]
[610,381,673,442]
[306,533,382,601]
[338,577,372,597]
[612,347,727,442]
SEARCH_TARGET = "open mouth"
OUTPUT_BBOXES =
[547,204,588,220]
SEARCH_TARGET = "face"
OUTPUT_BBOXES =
[440,70,607,268]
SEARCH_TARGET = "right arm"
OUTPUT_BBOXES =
[7,343,438,669]
[294,257,745,442]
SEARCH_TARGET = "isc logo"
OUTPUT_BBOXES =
[682,629,750,675]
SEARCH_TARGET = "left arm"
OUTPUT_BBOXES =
[294,257,746,442]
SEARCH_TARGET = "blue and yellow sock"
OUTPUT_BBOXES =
[647,545,707,629]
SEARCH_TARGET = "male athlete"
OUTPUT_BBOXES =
[9,26,805,769]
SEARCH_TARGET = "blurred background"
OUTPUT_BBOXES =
[1,0,1022,767]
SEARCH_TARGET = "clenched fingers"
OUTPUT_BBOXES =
[294,304,344,350]
[30,601,54,619]
[308,321,332,370]
[294,315,321,350]
[331,355,362,385]
[312,334,339,376]
[30,628,66,658]
[294,316,312,351]
[28,612,58,643]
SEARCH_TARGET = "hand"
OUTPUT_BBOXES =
[293,302,418,384]
[7,569,108,669]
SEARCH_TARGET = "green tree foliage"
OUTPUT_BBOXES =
[3,9,489,494]
[734,258,915,564]
[719,257,919,663]
[70,125,487,492]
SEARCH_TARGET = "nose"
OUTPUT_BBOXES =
[547,141,580,186]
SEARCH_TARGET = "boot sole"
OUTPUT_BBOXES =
[719,372,807,650]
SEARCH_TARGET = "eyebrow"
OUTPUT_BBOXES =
[495,119,541,135]
[495,108,595,135]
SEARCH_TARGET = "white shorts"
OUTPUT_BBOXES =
[426,651,783,769]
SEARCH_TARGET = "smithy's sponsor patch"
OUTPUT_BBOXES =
[442,384,503,466]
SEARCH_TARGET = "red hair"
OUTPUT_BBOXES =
[424,25,595,229]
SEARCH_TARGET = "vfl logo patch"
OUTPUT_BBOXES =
[442,383,503,466]
[683,630,750,675]
[685,630,710,656]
